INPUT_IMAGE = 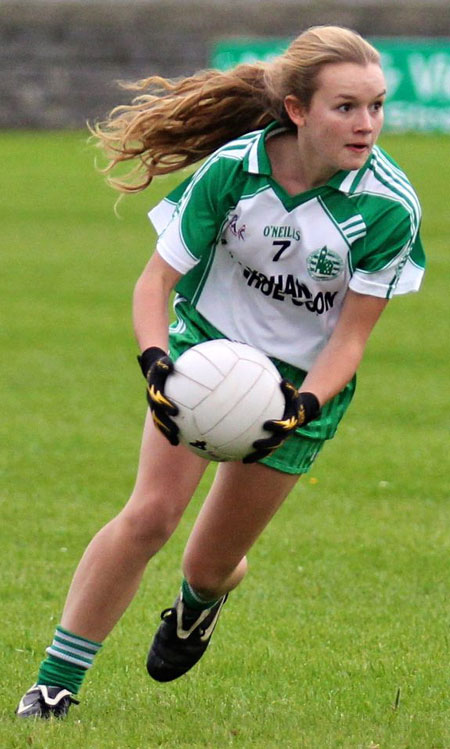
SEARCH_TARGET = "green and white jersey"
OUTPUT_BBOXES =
[149,122,425,371]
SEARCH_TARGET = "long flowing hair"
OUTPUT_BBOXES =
[91,25,380,193]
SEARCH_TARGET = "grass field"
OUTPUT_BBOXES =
[1,130,449,748]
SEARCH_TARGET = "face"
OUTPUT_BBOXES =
[285,62,386,183]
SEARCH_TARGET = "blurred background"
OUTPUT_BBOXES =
[1,0,449,130]
[2,5,449,745]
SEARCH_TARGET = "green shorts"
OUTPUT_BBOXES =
[168,298,356,475]
[259,431,325,475]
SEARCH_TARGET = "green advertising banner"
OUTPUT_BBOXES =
[210,37,450,132]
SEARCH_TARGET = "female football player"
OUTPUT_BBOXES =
[16,25,424,718]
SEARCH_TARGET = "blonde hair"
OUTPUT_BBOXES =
[92,26,380,193]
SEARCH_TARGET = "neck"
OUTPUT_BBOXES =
[266,131,335,195]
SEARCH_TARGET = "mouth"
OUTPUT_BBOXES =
[346,143,370,154]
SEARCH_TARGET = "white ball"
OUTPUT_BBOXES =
[164,339,285,461]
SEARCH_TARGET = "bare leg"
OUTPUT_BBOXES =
[182,461,300,599]
[61,412,209,641]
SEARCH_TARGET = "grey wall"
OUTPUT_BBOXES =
[2,0,450,128]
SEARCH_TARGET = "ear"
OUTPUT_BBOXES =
[284,95,307,128]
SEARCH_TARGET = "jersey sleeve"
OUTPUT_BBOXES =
[349,199,425,299]
[148,157,236,275]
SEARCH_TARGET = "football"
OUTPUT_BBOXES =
[164,339,285,461]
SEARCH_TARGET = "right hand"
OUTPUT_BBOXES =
[242,379,301,463]
[243,380,321,464]
[138,347,180,446]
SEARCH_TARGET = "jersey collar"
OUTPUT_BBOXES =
[327,157,373,194]
[244,121,283,176]
[244,120,372,194]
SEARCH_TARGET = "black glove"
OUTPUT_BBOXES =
[137,347,179,446]
[243,380,321,464]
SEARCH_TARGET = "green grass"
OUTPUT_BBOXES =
[1,131,449,748]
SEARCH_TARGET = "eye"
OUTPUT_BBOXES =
[338,103,352,113]
[371,100,384,112]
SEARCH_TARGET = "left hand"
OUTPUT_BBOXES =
[138,347,180,446]
[243,380,320,464]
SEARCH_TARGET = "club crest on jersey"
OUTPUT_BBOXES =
[306,247,344,281]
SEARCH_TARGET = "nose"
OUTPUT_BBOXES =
[354,108,373,133]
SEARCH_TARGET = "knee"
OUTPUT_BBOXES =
[117,495,182,552]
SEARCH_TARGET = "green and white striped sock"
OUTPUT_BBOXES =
[45,626,101,668]
[181,578,220,611]
[37,625,102,694]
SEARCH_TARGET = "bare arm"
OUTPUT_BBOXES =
[133,251,182,353]
[300,289,388,405]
